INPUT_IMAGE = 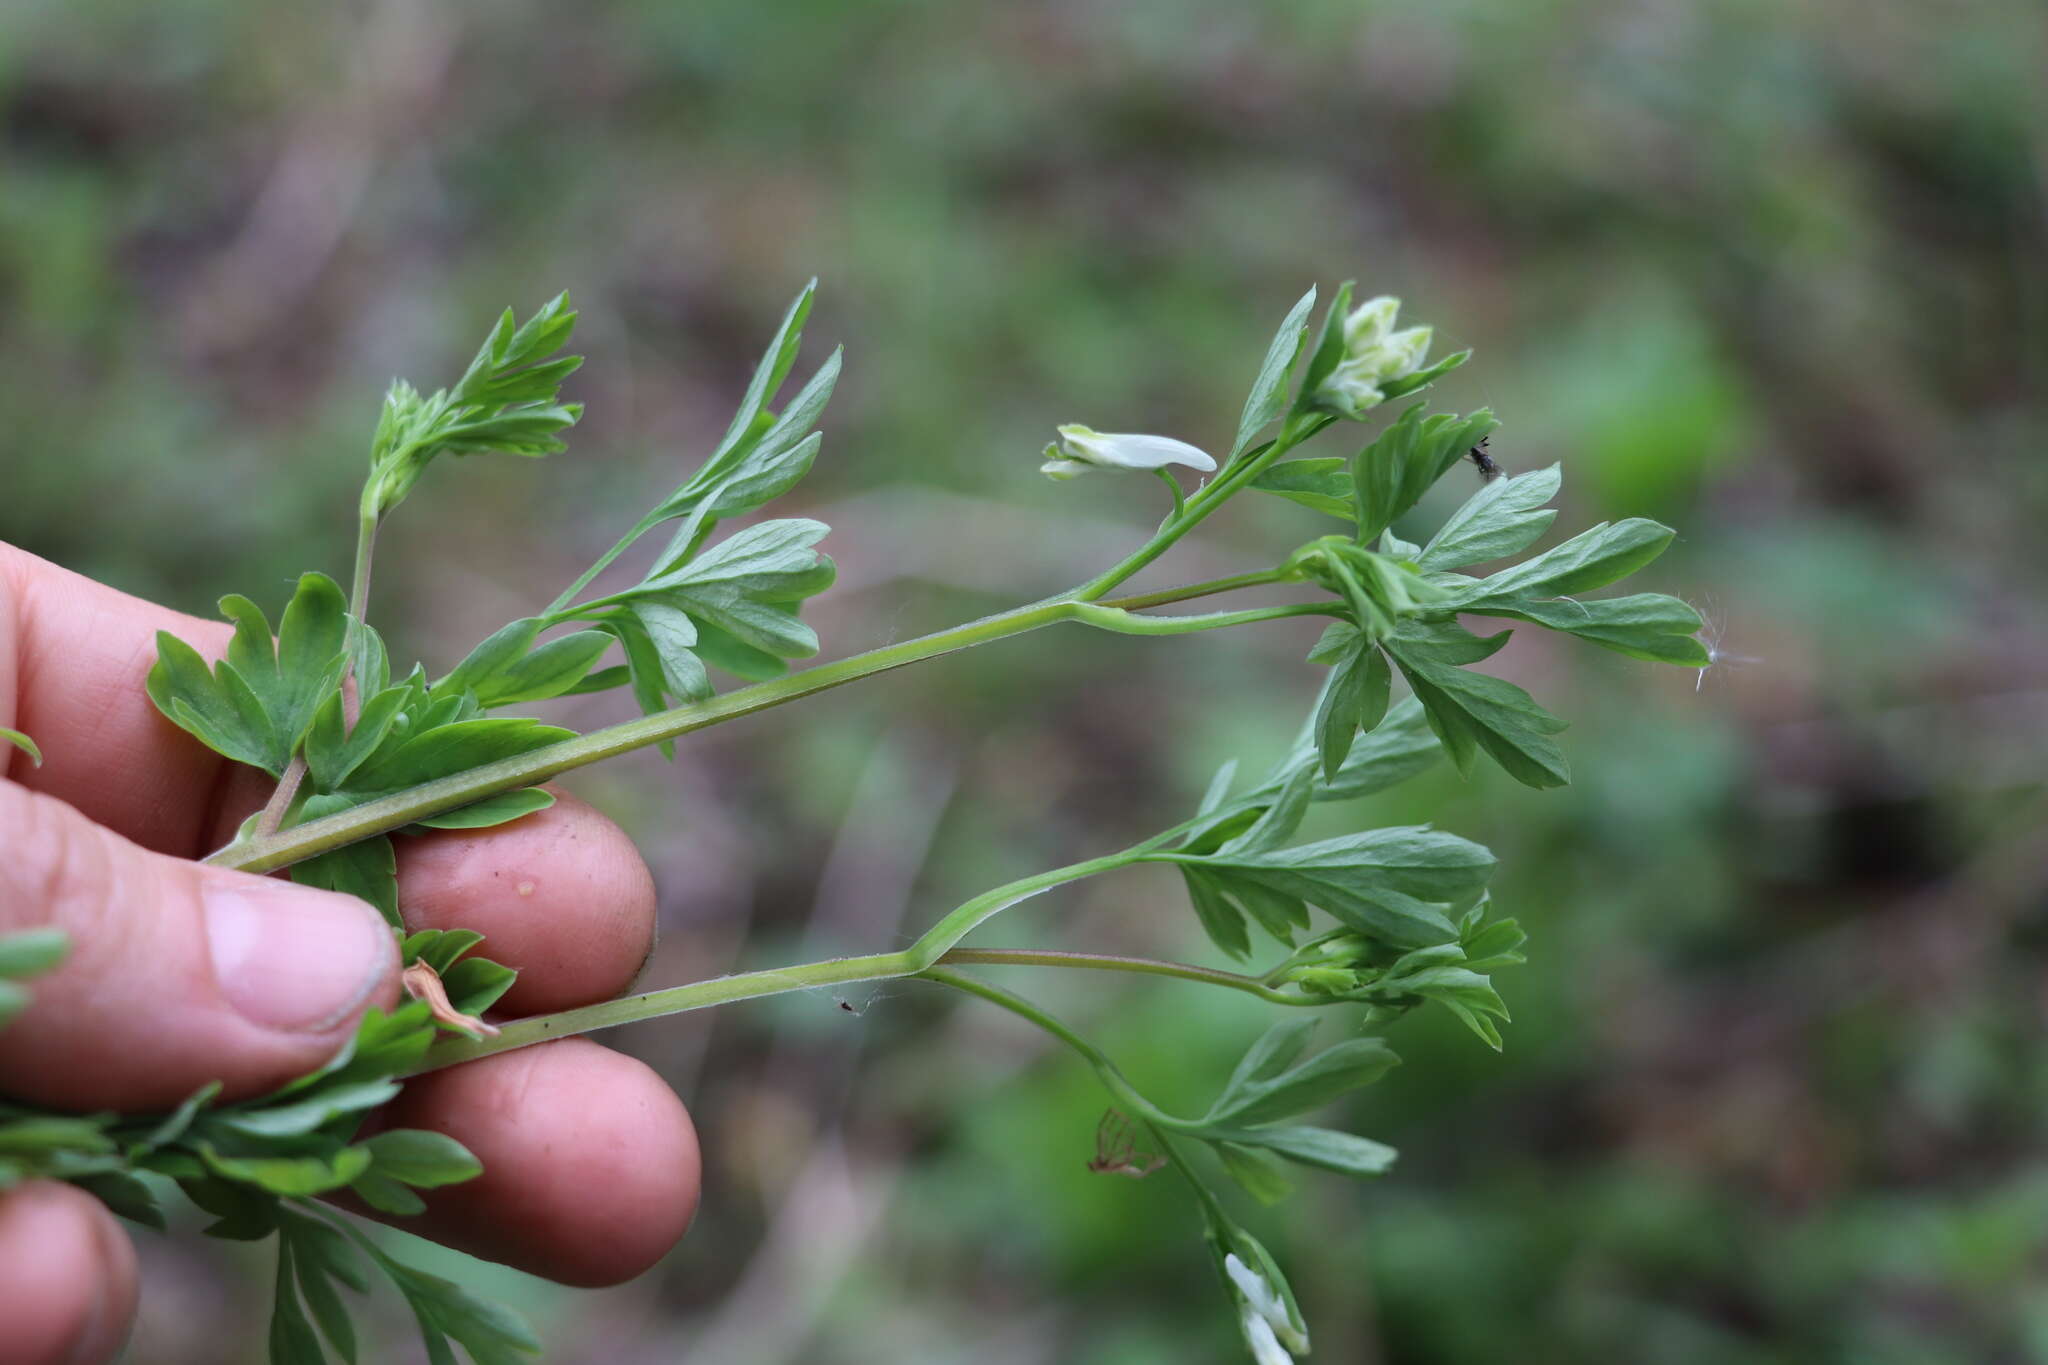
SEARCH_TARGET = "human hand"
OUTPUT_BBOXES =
[0,544,699,1364]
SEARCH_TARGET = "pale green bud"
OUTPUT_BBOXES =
[1317,296,1436,419]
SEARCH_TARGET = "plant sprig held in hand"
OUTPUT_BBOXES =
[2,280,1708,1364]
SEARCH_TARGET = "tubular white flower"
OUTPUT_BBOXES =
[1224,1253,1307,1355]
[1316,295,1436,418]
[1240,1311,1295,1365]
[1040,424,1218,480]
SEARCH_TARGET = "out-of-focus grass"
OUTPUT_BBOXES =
[4,0,2046,1359]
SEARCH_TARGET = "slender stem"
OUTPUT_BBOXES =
[409,844,1150,1073]
[918,968,1234,1232]
[1074,413,1331,603]
[347,511,378,628]
[208,570,1310,874]
[254,510,381,838]
[544,511,659,616]
[939,949,1309,1004]
[1071,602,1340,637]
[917,967,1172,1120]
[1096,567,1292,612]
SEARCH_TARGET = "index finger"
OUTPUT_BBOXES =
[1,543,238,856]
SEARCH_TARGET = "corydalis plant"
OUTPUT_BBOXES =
[1,280,1707,1364]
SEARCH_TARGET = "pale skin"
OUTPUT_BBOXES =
[0,544,701,1363]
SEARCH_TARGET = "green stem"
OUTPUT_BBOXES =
[1074,413,1330,603]
[939,949,1309,1004]
[208,574,1309,875]
[1071,601,1340,637]
[409,847,1150,1073]
[544,511,659,617]
[916,967,1232,1223]
[1096,567,1293,612]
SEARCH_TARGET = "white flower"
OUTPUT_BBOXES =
[1241,1310,1294,1365]
[1316,294,1435,418]
[1225,1253,1307,1357]
[1040,424,1218,481]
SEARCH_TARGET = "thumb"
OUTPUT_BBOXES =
[0,782,400,1111]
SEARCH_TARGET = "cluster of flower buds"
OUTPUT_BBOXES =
[1313,295,1434,418]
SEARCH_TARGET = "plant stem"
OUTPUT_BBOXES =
[208,569,1307,875]
[1073,412,1331,603]
[939,949,1309,1004]
[1095,567,1292,611]
[254,511,382,838]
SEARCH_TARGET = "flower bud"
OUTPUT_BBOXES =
[1315,295,1435,418]
[1041,424,1218,480]
[1225,1253,1308,1357]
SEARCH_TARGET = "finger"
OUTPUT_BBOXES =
[361,1039,699,1286]
[0,782,401,1111]
[0,1180,139,1365]
[394,788,658,1015]
[1,543,237,856]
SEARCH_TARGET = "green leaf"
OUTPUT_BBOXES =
[1215,1141,1295,1205]
[1195,759,1238,818]
[134,1082,223,1153]
[1180,869,1252,960]
[73,1171,166,1231]
[1377,347,1471,401]
[1309,627,1391,780]
[1226,1124,1399,1178]
[1221,761,1314,856]
[1420,464,1561,570]
[289,833,399,926]
[349,1168,426,1217]
[1291,280,1354,416]
[438,956,517,1017]
[0,726,41,767]
[304,685,408,793]
[700,350,839,518]
[148,631,278,772]
[348,718,574,793]
[199,1142,372,1198]
[645,517,831,596]
[1248,457,1353,520]
[689,616,789,682]
[147,575,349,776]
[282,1212,365,1363]
[363,1130,482,1189]
[437,625,614,709]
[1450,517,1677,605]
[376,1252,543,1365]
[411,787,556,830]
[0,928,67,979]
[1165,825,1495,949]
[1315,697,1442,800]
[1214,1021,1318,1109]
[1351,406,1498,544]
[210,1079,402,1139]
[1466,593,1710,666]
[1385,620,1570,788]
[1233,286,1316,458]
[711,282,817,474]
[1203,1036,1400,1126]
[269,1237,326,1365]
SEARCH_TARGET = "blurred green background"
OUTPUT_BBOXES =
[5,0,2047,1360]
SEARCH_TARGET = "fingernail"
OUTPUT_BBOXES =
[203,881,394,1032]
